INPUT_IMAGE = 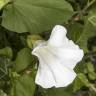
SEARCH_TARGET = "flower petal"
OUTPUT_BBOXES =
[32,47,55,88]
[32,46,76,88]
[48,25,67,47]
[46,44,84,69]
[35,60,55,88]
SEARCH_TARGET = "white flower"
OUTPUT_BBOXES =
[32,25,84,88]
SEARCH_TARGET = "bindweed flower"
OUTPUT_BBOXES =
[32,25,84,88]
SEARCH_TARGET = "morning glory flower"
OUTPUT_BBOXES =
[32,25,84,88]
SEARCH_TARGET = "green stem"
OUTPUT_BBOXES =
[83,0,96,12]
[90,84,96,92]
[73,0,96,21]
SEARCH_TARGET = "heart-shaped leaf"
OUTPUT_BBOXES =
[2,0,73,33]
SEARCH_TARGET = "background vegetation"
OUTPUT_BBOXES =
[0,0,96,96]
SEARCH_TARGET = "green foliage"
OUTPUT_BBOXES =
[88,16,96,26]
[0,0,96,96]
[0,56,9,79]
[2,0,73,33]
[43,86,73,96]
[77,21,96,52]
[0,47,12,57]
[0,90,7,96]
[13,48,33,72]
[87,62,96,80]
[67,22,83,42]
[73,73,91,92]
[67,19,96,52]
[10,74,35,96]
[0,0,10,10]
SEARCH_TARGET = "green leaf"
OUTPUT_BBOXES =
[77,73,90,87]
[67,15,96,52]
[87,2,96,25]
[75,3,96,52]
[2,0,73,33]
[10,74,35,96]
[76,21,96,52]
[0,90,7,96]
[14,48,33,72]
[73,73,90,91]
[0,0,10,10]
[87,62,96,80]
[87,62,94,73]
[75,60,86,73]
[88,16,96,26]
[67,22,83,42]
[0,47,13,58]
[41,85,73,96]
